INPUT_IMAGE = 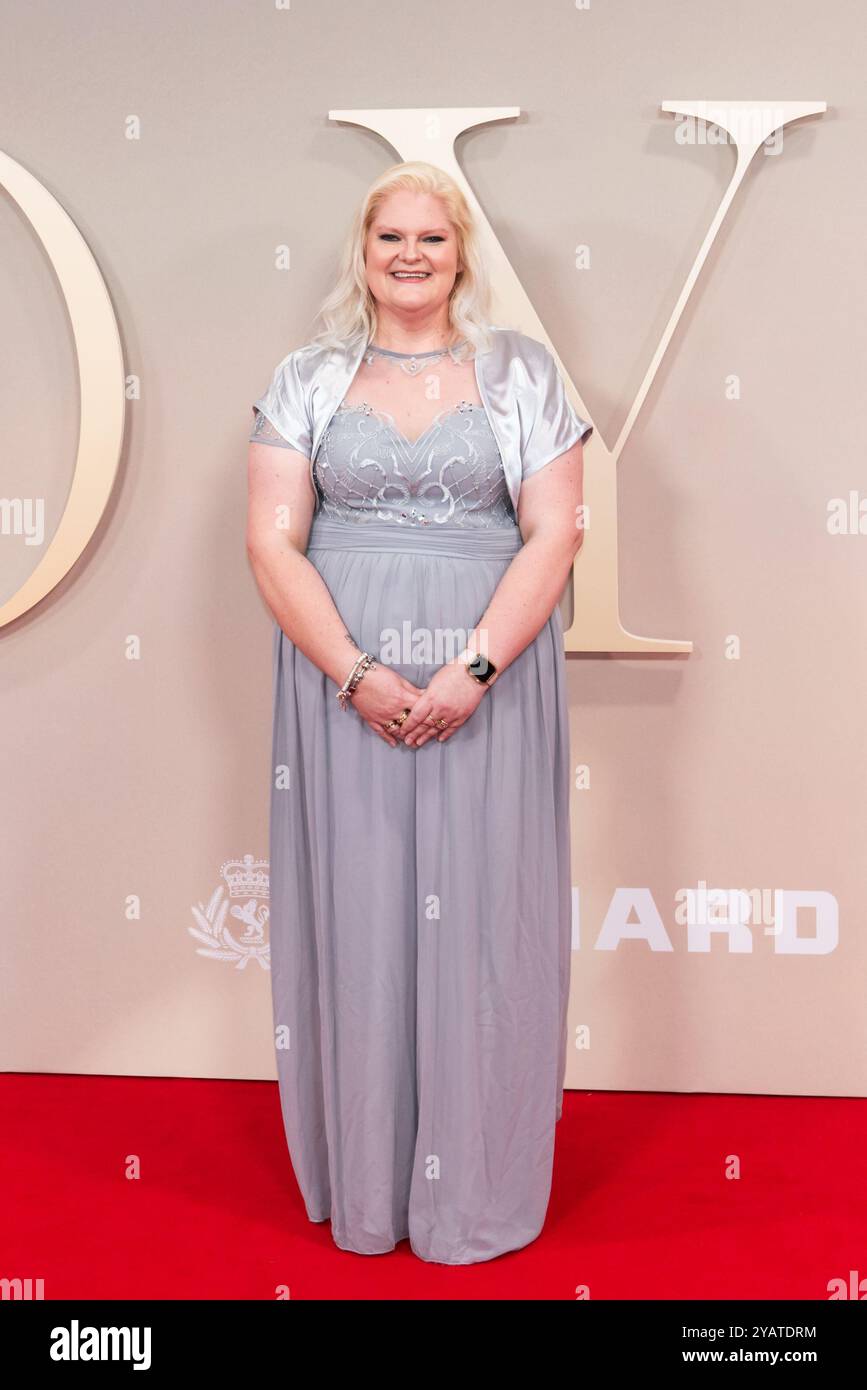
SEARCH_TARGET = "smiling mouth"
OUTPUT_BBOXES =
[390,271,431,279]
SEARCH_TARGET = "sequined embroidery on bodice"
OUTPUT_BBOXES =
[309,400,518,529]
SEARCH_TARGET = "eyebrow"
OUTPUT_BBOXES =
[372,225,451,235]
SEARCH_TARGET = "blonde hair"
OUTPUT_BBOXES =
[307,161,495,358]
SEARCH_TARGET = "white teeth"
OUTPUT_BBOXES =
[392,272,429,278]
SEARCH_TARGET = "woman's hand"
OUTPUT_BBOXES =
[346,663,426,747]
[400,660,487,748]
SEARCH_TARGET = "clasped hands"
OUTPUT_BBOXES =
[347,659,487,748]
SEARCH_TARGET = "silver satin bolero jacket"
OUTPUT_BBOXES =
[251,325,593,516]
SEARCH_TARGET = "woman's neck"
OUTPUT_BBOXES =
[369,313,457,355]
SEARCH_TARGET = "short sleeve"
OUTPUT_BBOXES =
[250,350,313,458]
[520,346,593,481]
[249,409,296,448]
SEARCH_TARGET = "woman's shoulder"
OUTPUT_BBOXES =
[270,338,337,376]
[485,325,558,366]
[255,341,340,415]
[483,327,564,390]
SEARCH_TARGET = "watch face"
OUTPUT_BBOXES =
[468,654,495,681]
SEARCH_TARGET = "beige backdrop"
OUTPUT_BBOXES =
[2,0,865,1096]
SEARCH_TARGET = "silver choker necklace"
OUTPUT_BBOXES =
[363,340,468,375]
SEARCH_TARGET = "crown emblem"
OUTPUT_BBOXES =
[220,854,269,899]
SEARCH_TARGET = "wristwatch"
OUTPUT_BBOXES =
[462,652,497,685]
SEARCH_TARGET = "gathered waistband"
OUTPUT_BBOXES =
[306,516,523,560]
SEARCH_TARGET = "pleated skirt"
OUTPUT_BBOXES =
[268,514,572,1265]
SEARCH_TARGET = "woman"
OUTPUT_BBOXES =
[246,160,592,1265]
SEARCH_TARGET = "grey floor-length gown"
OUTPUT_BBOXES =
[250,349,575,1265]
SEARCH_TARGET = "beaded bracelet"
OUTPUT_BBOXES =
[336,651,377,710]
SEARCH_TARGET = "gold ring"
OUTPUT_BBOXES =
[385,708,412,732]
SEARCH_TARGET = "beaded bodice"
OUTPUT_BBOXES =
[310,400,517,529]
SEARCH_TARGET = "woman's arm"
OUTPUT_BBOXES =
[467,438,586,677]
[245,438,424,745]
[246,439,359,685]
[401,439,585,747]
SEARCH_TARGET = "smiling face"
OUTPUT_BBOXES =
[364,189,462,330]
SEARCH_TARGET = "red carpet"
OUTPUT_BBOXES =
[2,1074,863,1300]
